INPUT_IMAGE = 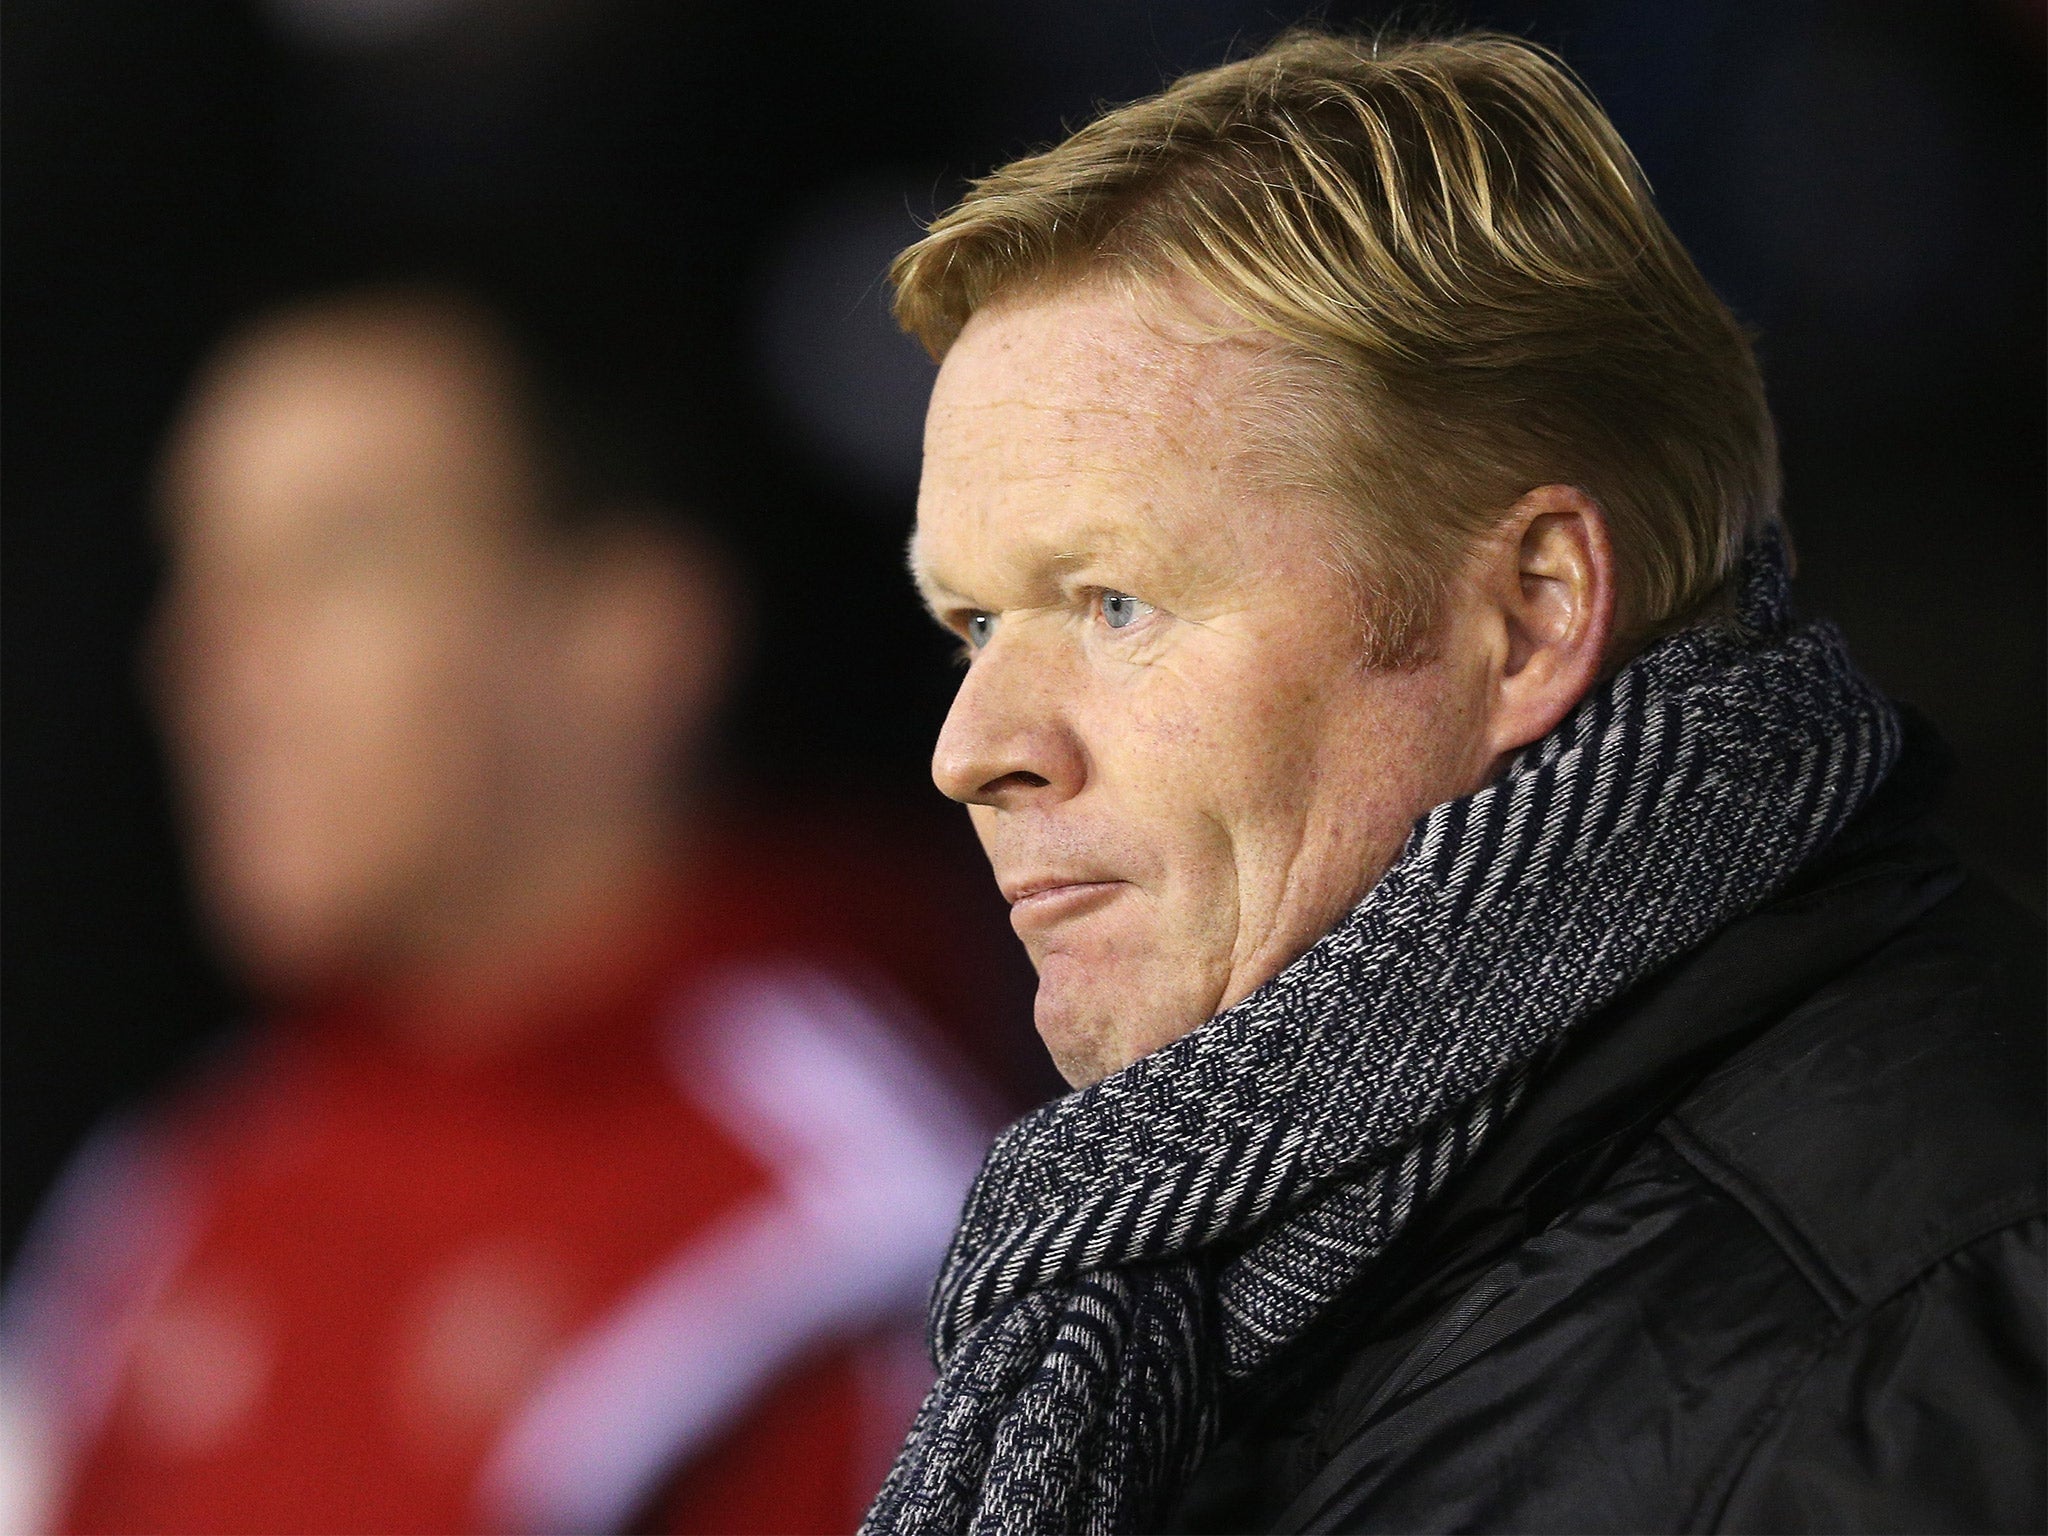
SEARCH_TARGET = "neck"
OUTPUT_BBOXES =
[359,802,696,1058]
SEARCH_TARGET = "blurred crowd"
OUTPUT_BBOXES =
[4,0,2041,1531]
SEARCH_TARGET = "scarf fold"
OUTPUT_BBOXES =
[865,534,1901,1536]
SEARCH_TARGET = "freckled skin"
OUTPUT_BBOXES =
[912,282,1508,1086]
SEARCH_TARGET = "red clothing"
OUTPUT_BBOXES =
[6,833,1004,1534]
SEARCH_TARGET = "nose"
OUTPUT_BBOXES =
[931,632,1085,809]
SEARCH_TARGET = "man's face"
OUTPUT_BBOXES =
[914,282,1495,1086]
[154,315,558,991]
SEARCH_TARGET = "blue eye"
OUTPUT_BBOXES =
[966,613,997,649]
[1100,591,1151,629]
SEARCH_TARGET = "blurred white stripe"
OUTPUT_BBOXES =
[477,960,986,1533]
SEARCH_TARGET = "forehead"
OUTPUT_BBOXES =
[165,312,530,555]
[923,281,1244,476]
[912,280,1283,593]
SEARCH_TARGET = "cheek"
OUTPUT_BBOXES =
[197,581,508,902]
[1292,662,1491,889]
[1100,643,1439,922]
[1081,649,1317,826]
[296,590,488,804]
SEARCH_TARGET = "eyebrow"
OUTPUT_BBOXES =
[909,542,1112,615]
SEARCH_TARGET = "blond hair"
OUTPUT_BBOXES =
[890,29,1780,659]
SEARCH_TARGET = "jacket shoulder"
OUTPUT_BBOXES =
[1284,1133,2043,1533]
[1709,1214,2045,1534]
[1281,1138,1836,1532]
[1270,873,2046,1535]
[1666,871,2045,1315]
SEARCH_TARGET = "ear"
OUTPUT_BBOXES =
[565,517,742,760]
[1476,484,1615,761]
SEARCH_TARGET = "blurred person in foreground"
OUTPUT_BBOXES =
[3,286,1003,1534]
[861,29,2045,1535]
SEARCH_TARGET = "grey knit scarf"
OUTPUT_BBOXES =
[864,534,1901,1536]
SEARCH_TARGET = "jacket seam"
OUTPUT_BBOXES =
[1658,1119,1857,1316]
[1682,1209,2046,1532]
[1661,1117,2043,1320]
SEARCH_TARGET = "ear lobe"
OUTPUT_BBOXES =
[1486,485,1615,758]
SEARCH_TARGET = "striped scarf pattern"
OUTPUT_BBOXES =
[864,535,1901,1535]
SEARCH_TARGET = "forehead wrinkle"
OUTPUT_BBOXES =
[934,322,1215,424]
[926,401,1187,482]
[939,393,1158,422]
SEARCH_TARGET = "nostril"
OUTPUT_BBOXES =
[982,771,1051,796]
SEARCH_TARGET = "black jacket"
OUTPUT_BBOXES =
[1170,729,2045,1534]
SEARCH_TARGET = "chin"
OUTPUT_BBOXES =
[222,917,334,1000]
[1030,962,1120,1086]
[1032,953,1208,1088]
[1041,1038,1113,1090]
[209,866,354,996]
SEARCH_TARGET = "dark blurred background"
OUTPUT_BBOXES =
[6,0,2043,1271]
